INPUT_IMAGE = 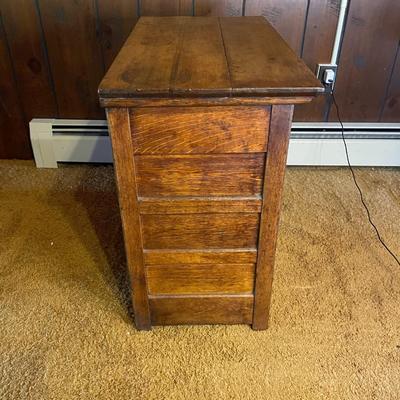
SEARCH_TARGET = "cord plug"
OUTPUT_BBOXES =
[317,64,337,91]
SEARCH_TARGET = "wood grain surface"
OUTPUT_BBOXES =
[219,17,322,96]
[146,263,255,294]
[131,106,269,154]
[294,0,340,121]
[2,2,399,159]
[245,0,308,55]
[330,0,400,121]
[99,16,323,98]
[107,108,151,330]
[97,0,138,69]
[141,0,193,16]
[39,0,105,118]
[100,17,184,98]
[149,294,254,325]
[171,17,231,95]
[301,0,339,72]
[253,105,293,330]
[381,46,400,121]
[141,213,260,249]
[101,95,314,108]
[144,249,258,265]
[102,17,320,329]
[136,154,265,197]
[195,0,244,16]
[0,0,57,120]
[138,197,262,214]
[0,17,31,159]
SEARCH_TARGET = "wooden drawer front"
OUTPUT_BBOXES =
[146,264,255,295]
[141,213,260,249]
[149,295,254,325]
[136,154,265,197]
[130,106,270,154]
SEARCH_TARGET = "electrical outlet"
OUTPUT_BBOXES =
[317,64,337,90]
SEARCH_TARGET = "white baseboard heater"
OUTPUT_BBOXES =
[30,119,400,168]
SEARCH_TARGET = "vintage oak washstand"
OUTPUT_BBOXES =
[99,16,323,330]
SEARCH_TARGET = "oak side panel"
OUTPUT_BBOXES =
[107,108,151,330]
[149,295,254,325]
[0,0,57,120]
[244,0,308,55]
[136,154,265,197]
[144,249,257,265]
[194,0,244,16]
[253,104,293,330]
[146,264,255,295]
[131,106,269,153]
[39,0,104,118]
[97,0,139,69]
[141,213,260,249]
[139,197,262,214]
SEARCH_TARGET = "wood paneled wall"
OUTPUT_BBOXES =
[332,0,400,122]
[0,0,399,159]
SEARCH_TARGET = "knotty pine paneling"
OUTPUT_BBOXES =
[294,0,340,121]
[381,46,400,122]
[195,0,243,16]
[330,0,400,121]
[38,0,105,119]
[0,15,31,159]
[97,0,138,70]
[0,0,399,159]
[141,0,193,16]
[0,0,57,121]
[245,0,308,55]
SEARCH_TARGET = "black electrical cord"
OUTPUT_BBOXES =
[331,91,400,267]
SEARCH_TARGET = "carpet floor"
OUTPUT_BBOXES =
[0,161,399,400]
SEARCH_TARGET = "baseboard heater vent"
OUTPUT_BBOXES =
[30,119,400,168]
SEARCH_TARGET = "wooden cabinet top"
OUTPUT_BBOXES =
[99,16,323,102]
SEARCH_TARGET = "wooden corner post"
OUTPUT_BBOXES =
[106,108,151,330]
[253,105,294,330]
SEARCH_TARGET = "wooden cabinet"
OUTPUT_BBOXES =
[99,16,322,330]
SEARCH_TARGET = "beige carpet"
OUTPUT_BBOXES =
[0,160,399,399]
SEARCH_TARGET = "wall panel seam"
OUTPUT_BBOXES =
[327,0,352,121]
[94,0,106,75]
[299,0,311,58]
[379,43,400,122]
[34,0,60,117]
[0,13,27,124]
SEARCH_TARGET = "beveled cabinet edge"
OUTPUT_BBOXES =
[100,96,314,108]
[106,108,151,330]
